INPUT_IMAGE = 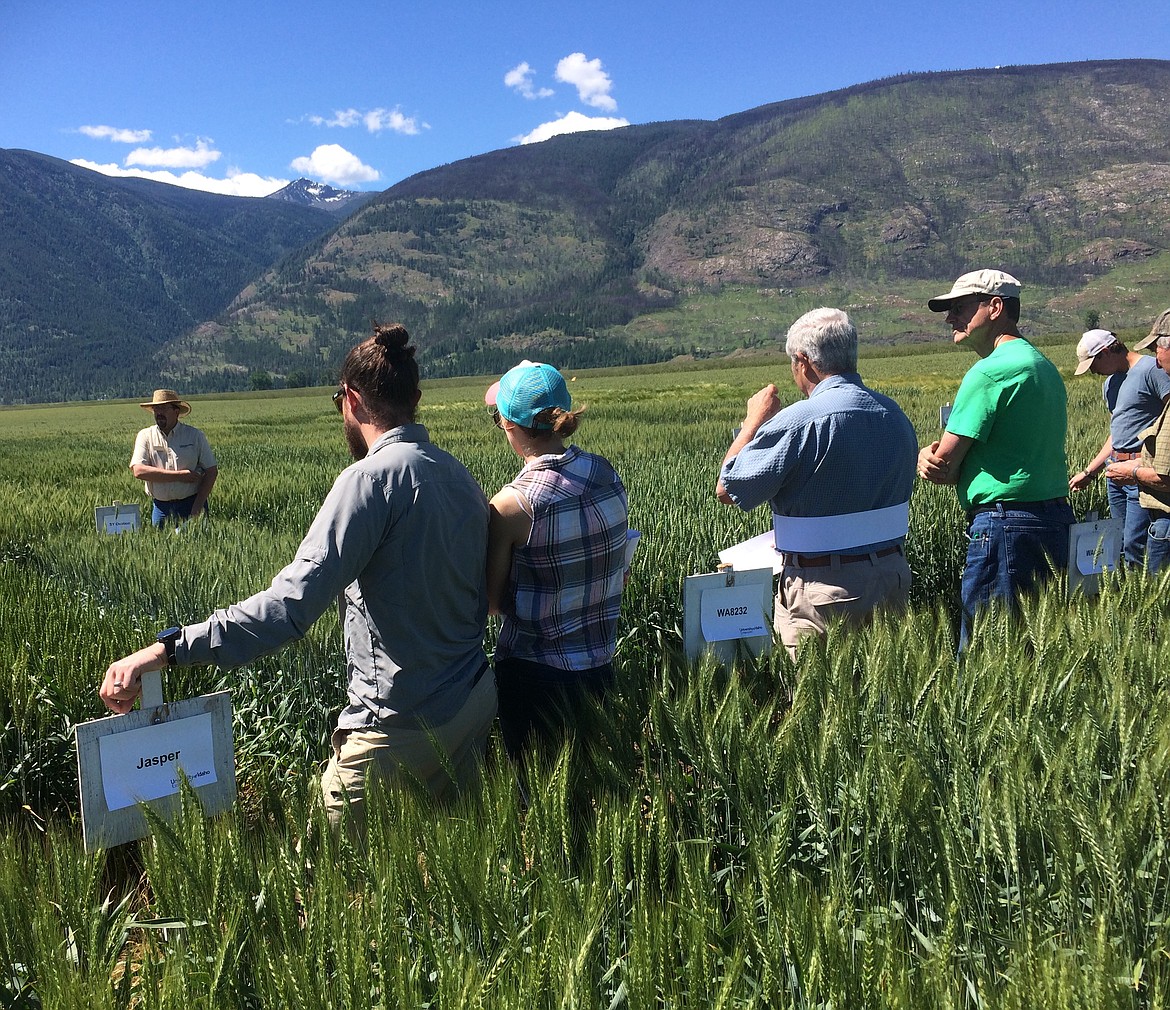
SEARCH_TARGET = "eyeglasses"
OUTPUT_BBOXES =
[947,295,990,316]
[332,385,346,413]
[490,407,503,429]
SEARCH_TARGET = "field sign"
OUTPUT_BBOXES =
[76,672,235,852]
[1067,516,1123,596]
[95,501,140,534]
[683,567,773,664]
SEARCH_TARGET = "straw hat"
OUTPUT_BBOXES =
[139,389,191,415]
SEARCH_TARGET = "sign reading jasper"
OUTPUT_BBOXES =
[98,713,216,811]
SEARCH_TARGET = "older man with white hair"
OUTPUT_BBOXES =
[717,307,917,655]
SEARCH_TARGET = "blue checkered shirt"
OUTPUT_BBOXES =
[720,373,917,553]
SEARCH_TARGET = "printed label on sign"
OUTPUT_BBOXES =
[700,584,768,642]
[98,713,217,811]
[1074,525,1120,575]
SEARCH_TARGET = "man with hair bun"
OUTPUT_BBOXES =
[1069,327,1170,566]
[101,323,496,836]
[717,307,917,658]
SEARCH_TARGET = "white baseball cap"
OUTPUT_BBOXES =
[1074,329,1117,375]
[928,269,1022,312]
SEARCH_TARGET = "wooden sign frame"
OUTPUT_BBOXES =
[683,567,774,665]
[75,672,235,852]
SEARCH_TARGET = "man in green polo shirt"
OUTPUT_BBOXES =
[917,269,1074,648]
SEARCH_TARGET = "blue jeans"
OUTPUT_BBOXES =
[151,495,204,528]
[1107,478,1151,566]
[960,499,1075,650]
[1147,516,1170,574]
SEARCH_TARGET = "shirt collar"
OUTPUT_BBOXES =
[517,443,578,477]
[808,372,862,398]
[367,423,429,454]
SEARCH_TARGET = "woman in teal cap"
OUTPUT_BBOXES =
[484,360,629,761]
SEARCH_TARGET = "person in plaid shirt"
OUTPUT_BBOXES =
[485,361,629,761]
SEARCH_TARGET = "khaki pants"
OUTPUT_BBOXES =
[775,549,911,657]
[320,670,497,833]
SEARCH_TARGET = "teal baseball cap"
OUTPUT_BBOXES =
[485,360,571,429]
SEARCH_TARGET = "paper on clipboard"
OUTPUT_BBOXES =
[718,531,783,574]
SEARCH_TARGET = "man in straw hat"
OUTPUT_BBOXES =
[917,269,1074,649]
[1068,327,1170,566]
[1107,309,1170,573]
[130,388,218,527]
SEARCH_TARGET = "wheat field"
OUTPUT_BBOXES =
[2,342,1167,1007]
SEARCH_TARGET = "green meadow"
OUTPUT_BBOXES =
[2,339,1168,1008]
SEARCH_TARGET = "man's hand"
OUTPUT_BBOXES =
[99,643,167,714]
[743,384,783,433]
[917,441,950,484]
[1069,469,1094,492]
[717,384,784,504]
[1104,460,1140,486]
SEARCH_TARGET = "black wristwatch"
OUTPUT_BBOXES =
[157,626,181,667]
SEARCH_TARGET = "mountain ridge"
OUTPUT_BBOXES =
[265,178,374,217]
[5,58,1170,402]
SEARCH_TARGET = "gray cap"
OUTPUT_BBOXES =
[928,269,1022,312]
[1134,308,1170,351]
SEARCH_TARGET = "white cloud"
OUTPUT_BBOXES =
[289,144,380,186]
[311,107,422,134]
[505,62,554,100]
[555,53,617,111]
[311,109,361,128]
[78,125,152,144]
[514,111,629,145]
[126,139,221,169]
[364,107,422,134]
[70,159,289,197]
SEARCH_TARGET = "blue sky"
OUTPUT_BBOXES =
[2,0,1167,198]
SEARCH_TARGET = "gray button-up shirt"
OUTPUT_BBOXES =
[176,424,490,729]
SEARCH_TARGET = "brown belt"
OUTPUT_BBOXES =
[786,544,903,568]
[1112,451,1141,461]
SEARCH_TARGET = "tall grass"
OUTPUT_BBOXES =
[1,344,1165,1006]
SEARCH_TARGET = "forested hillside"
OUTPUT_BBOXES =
[185,59,1170,385]
[0,151,337,403]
